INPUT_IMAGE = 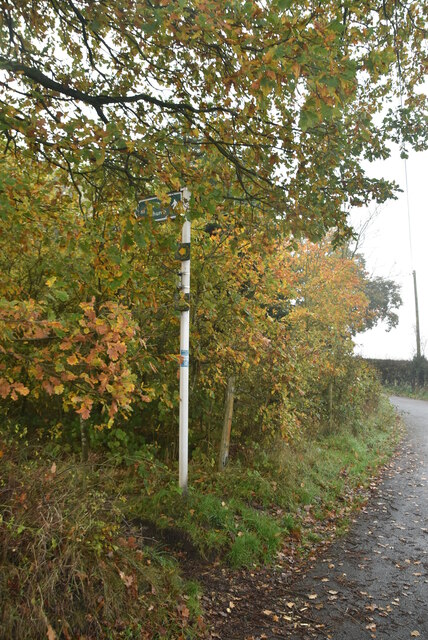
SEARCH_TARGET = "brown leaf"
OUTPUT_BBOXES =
[47,625,56,640]
[118,571,134,588]
[177,603,190,619]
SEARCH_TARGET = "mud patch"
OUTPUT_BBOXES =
[125,516,210,562]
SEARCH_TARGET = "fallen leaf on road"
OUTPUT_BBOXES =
[410,632,420,637]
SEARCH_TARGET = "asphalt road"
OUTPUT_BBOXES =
[289,395,428,639]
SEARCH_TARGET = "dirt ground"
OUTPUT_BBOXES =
[179,396,428,640]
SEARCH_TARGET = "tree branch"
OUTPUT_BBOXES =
[0,56,238,117]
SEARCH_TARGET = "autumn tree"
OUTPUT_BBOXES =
[361,273,402,332]
[1,0,426,240]
[0,148,149,455]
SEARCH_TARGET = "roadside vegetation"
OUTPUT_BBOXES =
[384,385,428,401]
[0,439,204,640]
[1,1,425,638]
[1,394,401,639]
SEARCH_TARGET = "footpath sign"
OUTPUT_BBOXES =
[135,191,182,222]
[135,188,191,495]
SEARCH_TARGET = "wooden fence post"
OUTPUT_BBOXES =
[218,376,235,471]
[80,417,89,464]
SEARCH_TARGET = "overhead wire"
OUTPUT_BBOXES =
[399,92,414,271]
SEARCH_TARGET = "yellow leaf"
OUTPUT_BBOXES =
[67,354,78,365]
[46,277,57,288]
[54,384,64,395]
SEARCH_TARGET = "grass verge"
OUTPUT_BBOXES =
[384,384,428,401]
[129,395,402,566]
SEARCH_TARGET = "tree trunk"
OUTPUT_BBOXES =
[328,380,334,432]
[218,376,235,471]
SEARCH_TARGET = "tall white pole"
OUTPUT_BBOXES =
[179,219,191,494]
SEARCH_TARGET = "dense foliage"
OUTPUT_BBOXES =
[0,146,399,459]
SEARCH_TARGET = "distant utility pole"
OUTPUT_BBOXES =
[413,270,421,359]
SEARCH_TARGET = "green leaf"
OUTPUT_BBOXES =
[300,109,319,132]
[133,228,147,249]
[54,290,69,302]
[276,0,292,9]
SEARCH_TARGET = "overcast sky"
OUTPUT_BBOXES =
[351,140,428,360]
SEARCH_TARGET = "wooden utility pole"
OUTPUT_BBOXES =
[218,376,235,471]
[413,270,421,359]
